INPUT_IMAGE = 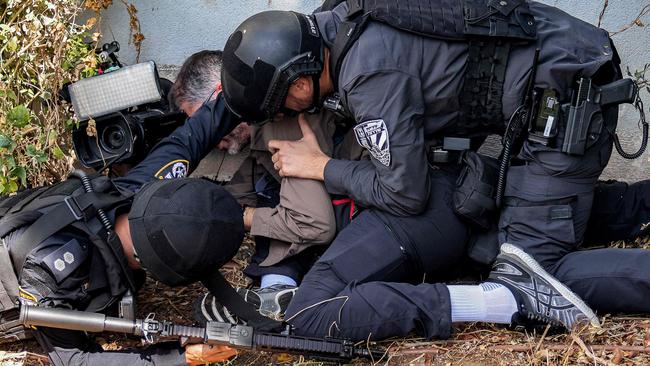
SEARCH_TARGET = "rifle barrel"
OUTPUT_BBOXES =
[20,305,138,334]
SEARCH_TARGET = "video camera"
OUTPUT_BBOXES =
[66,41,186,170]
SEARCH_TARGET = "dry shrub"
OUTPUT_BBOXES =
[0,0,101,193]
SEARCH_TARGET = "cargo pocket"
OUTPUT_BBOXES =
[500,198,577,267]
[325,226,408,284]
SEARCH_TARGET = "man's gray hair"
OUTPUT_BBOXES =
[169,50,222,110]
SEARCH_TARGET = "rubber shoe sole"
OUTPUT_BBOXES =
[500,243,601,328]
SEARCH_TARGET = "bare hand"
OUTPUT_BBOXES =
[185,344,237,366]
[267,114,330,180]
[243,206,255,231]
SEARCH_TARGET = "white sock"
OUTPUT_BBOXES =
[447,282,517,324]
[479,282,518,323]
[260,274,297,289]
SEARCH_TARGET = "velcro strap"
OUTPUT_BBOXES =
[550,206,572,220]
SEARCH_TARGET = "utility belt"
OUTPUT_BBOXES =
[426,137,472,165]
[527,78,638,155]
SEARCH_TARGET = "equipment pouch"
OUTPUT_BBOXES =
[453,151,500,229]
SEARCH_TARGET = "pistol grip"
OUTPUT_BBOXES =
[598,79,638,106]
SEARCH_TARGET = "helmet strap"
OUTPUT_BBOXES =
[306,73,321,114]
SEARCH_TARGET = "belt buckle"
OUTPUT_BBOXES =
[430,148,451,164]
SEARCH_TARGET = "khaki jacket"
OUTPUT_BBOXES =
[228,111,363,266]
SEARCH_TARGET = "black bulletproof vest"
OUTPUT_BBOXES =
[328,0,537,137]
[0,175,136,300]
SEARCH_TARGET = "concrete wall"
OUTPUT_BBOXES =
[94,0,322,66]
[96,0,650,181]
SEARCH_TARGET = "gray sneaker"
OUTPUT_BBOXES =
[192,284,297,324]
[236,284,298,320]
[488,243,601,330]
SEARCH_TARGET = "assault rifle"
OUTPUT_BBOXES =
[20,305,384,362]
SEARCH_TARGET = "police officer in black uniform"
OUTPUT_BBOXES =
[116,92,239,190]
[0,93,252,365]
[219,1,650,341]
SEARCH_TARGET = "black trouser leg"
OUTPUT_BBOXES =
[586,179,650,245]
[551,248,650,313]
[285,169,468,341]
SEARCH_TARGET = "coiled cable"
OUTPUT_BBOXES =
[614,95,648,159]
[70,169,113,231]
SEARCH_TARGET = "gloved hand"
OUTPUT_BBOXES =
[185,344,237,365]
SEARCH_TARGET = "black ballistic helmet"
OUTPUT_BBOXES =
[128,178,244,286]
[221,10,324,124]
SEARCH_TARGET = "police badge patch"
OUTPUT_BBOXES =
[155,159,189,179]
[354,119,391,166]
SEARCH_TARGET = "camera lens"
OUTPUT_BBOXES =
[101,124,127,152]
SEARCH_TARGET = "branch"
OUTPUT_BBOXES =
[396,343,650,354]
[570,333,616,366]
[610,4,650,36]
[598,0,609,28]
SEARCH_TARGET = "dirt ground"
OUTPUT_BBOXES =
[3,236,650,366]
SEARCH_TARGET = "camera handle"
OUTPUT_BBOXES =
[97,41,122,72]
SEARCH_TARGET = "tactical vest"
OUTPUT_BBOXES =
[0,173,135,344]
[327,0,537,137]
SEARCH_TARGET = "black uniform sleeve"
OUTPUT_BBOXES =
[34,327,186,366]
[114,93,238,192]
[324,70,430,216]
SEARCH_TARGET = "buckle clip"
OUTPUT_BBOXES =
[63,196,84,221]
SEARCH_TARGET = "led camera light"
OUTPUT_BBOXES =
[68,61,162,121]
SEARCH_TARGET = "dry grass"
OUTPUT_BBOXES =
[3,235,650,366]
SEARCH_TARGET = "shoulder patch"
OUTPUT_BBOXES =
[42,239,88,284]
[353,119,391,166]
[155,159,189,179]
